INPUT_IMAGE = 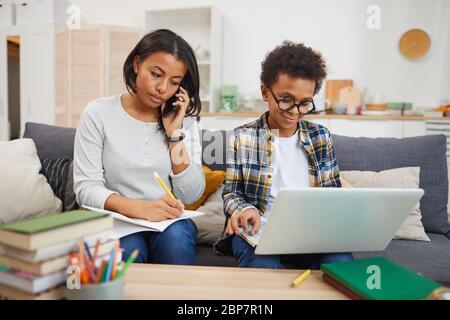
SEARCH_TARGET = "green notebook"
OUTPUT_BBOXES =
[321,257,442,300]
[0,210,107,234]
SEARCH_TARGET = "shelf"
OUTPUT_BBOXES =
[145,5,221,113]
[198,112,448,121]
[145,6,212,14]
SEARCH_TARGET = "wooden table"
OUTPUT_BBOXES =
[124,264,347,300]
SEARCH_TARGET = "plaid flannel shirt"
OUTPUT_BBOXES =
[213,111,342,255]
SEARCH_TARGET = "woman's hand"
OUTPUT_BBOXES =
[132,195,185,222]
[162,86,190,137]
[226,208,261,236]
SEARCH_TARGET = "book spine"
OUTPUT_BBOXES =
[322,273,363,300]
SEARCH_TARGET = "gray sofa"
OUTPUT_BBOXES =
[23,122,450,286]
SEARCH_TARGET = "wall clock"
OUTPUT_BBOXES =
[399,29,431,60]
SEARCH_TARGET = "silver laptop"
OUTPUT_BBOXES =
[241,188,424,255]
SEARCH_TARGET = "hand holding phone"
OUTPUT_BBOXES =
[162,92,181,118]
[161,86,190,138]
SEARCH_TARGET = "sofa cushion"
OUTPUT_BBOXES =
[185,166,226,211]
[341,167,430,242]
[23,122,76,161]
[191,185,226,245]
[353,233,450,286]
[333,134,450,236]
[0,139,62,224]
[40,158,79,212]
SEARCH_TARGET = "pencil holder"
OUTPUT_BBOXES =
[65,276,124,300]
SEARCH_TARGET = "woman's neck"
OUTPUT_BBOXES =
[122,92,160,122]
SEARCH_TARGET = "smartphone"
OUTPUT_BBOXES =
[162,92,181,118]
[163,79,190,118]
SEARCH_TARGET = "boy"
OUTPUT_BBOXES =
[214,41,353,269]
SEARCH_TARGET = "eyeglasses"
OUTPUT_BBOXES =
[269,87,316,115]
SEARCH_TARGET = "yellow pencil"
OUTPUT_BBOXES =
[153,172,176,200]
[290,269,311,287]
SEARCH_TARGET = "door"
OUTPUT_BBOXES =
[20,24,55,135]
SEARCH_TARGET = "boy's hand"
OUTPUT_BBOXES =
[226,208,261,236]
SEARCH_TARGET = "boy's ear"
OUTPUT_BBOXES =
[261,85,269,102]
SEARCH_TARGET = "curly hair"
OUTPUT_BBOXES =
[260,41,327,95]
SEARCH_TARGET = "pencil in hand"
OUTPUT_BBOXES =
[154,172,176,200]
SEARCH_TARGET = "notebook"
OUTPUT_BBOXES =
[0,230,112,263]
[0,211,113,251]
[321,257,443,300]
[0,268,66,294]
[322,273,362,300]
[0,239,117,276]
[0,283,65,300]
[83,205,204,239]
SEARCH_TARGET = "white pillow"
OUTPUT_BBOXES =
[0,139,62,224]
[341,167,430,242]
[191,184,226,245]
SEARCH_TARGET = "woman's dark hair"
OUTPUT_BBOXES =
[123,29,201,117]
[260,41,327,95]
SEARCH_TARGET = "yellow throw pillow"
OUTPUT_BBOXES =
[185,166,226,210]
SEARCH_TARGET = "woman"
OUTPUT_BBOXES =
[74,29,206,265]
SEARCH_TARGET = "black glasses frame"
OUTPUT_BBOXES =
[269,87,316,115]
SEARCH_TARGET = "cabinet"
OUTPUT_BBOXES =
[145,6,222,114]
[15,0,69,26]
[403,121,426,137]
[55,26,142,127]
[327,119,403,138]
[199,115,431,139]
[0,2,15,26]
[199,116,257,131]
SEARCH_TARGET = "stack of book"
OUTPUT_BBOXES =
[0,210,114,300]
[321,256,444,300]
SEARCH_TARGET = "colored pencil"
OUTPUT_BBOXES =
[104,248,115,282]
[116,249,139,279]
[96,261,106,284]
[84,241,93,261]
[92,239,101,262]
[111,242,120,279]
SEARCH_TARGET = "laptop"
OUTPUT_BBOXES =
[238,188,424,255]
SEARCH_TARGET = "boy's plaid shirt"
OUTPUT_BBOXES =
[214,111,342,255]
